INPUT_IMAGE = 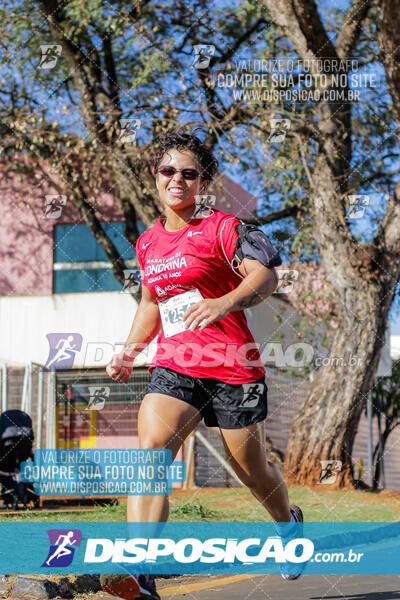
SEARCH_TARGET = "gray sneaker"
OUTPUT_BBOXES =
[280,505,306,580]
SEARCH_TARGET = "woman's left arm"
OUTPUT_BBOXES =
[226,258,278,310]
[183,259,278,332]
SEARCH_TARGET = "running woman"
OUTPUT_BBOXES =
[103,131,304,599]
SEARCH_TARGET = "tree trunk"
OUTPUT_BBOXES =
[284,147,399,487]
[284,285,392,487]
[259,0,400,488]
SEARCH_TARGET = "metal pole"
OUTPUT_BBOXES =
[1,364,7,413]
[46,371,56,448]
[27,362,33,415]
[367,390,373,487]
[377,410,384,489]
[36,370,44,450]
[195,430,243,486]
[21,364,28,412]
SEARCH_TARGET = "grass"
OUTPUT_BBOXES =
[2,485,400,522]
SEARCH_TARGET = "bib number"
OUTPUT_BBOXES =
[159,289,203,338]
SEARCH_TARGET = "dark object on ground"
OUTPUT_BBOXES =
[0,410,40,510]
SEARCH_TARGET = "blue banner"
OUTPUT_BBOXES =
[0,522,399,574]
[20,449,186,496]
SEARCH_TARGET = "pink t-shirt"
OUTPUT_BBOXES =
[136,210,266,384]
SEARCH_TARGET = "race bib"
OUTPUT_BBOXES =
[159,289,204,338]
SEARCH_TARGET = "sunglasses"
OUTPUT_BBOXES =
[157,166,200,181]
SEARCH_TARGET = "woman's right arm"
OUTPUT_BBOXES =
[106,285,161,384]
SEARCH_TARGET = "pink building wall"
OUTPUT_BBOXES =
[0,162,123,297]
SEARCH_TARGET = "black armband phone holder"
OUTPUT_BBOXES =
[232,223,282,269]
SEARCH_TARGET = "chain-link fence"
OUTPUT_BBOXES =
[0,365,150,451]
[54,368,149,449]
[0,363,52,451]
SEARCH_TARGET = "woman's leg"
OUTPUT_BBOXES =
[220,420,291,522]
[127,392,202,523]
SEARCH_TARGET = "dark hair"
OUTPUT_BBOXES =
[152,129,219,182]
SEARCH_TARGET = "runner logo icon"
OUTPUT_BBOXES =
[318,460,343,485]
[121,269,140,293]
[39,45,62,69]
[42,529,82,567]
[42,333,82,371]
[240,383,264,407]
[192,44,215,69]
[86,386,110,410]
[42,194,67,219]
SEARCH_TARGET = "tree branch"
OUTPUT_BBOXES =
[348,167,400,193]
[245,204,304,225]
[102,33,122,120]
[260,0,361,288]
[261,0,338,71]
[377,178,400,258]
[377,0,400,125]
[216,18,269,65]
[336,0,371,59]
[374,1,400,259]
[39,0,108,143]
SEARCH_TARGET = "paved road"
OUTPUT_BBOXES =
[159,575,400,600]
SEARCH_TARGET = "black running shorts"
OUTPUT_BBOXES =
[145,366,268,429]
